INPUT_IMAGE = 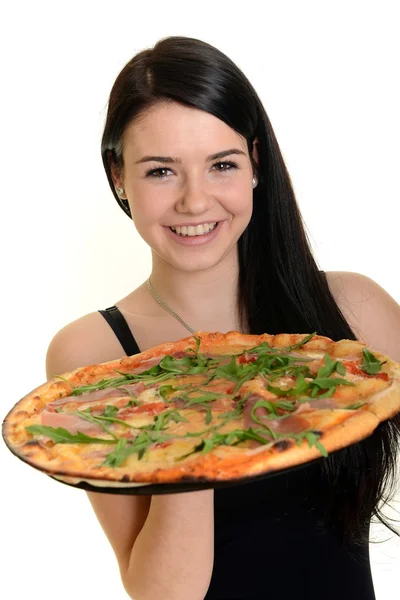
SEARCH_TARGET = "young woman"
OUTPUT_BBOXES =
[46,36,400,600]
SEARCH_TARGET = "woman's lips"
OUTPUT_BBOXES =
[163,221,223,246]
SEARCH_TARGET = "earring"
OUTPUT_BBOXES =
[116,187,124,197]
[252,177,258,189]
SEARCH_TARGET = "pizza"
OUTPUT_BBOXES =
[3,331,400,493]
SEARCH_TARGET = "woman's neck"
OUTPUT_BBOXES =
[148,251,241,332]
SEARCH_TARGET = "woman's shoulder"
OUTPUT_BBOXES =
[45,310,129,379]
[45,285,152,378]
[324,270,400,361]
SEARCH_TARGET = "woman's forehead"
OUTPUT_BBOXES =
[122,102,247,160]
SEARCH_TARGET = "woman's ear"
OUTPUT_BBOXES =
[108,151,125,195]
[251,137,260,185]
[251,137,260,168]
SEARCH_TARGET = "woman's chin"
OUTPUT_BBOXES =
[153,246,239,274]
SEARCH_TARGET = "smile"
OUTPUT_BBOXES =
[170,222,217,237]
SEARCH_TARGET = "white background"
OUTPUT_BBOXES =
[1,1,399,598]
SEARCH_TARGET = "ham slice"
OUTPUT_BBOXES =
[49,387,127,407]
[121,382,147,395]
[170,351,187,359]
[41,410,103,435]
[132,356,164,373]
[48,381,147,408]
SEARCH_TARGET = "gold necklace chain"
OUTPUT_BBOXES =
[146,278,195,334]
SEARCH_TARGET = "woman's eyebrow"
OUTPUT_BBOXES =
[135,148,246,164]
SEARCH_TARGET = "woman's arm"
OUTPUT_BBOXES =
[125,490,214,600]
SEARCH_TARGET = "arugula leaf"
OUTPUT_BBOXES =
[127,371,178,385]
[275,400,297,412]
[159,355,196,373]
[102,438,150,467]
[186,336,201,355]
[214,356,241,380]
[213,357,261,394]
[245,341,275,355]
[292,430,328,457]
[316,355,347,379]
[335,361,346,376]
[184,392,221,406]
[267,364,312,383]
[310,386,335,399]
[158,385,176,401]
[310,377,355,389]
[233,369,260,394]
[194,335,201,353]
[103,438,130,467]
[214,395,250,424]
[250,399,279,421]
[103,430,172,466]
[243,340,316,366]
[158,392,217,427]
[113,369,138,379]
[344,402,366,410]
[316,355,338,378]
[103,405,118,418]
[152,409,189,431]
[361,348,386,375]
[284,332,316,351]
[159,352,211,376]
[26,425,116,444]
[124,399,142,408]
[55,375,75,389]
[249,398,298,422]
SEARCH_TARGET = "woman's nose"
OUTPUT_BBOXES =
[175,180,214,214]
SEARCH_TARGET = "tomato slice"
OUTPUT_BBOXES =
[345,361,388,381]
[238,354,257,364]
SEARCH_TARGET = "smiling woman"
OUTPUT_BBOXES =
[42,36,400,600]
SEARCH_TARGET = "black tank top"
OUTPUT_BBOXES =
[99,306,376,599]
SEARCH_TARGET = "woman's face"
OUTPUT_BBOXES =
[112,101,257,273]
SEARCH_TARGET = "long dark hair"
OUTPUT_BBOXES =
[101,36,400,544]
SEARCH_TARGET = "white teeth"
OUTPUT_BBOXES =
[170,222,217,236]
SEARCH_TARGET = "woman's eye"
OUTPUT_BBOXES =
[145,167,172,179]
[213,161,238,172]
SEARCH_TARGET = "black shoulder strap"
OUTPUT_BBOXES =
[98,306,141,356]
